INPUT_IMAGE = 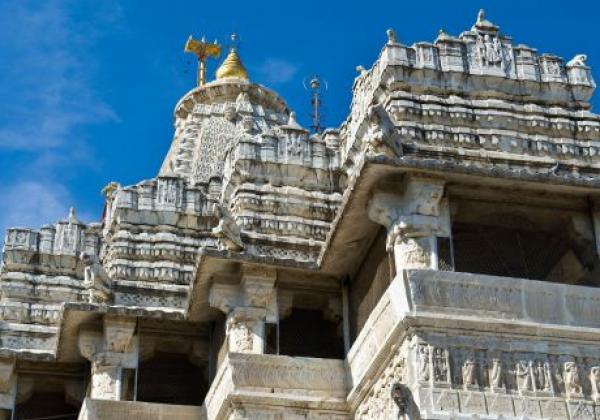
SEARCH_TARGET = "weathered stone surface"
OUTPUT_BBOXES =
[1,8,599,420]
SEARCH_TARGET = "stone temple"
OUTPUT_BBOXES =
[1,9,599,420]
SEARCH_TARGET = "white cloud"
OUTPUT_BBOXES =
[0,0,118,243]
[0,181,71,235]
[257,58,298,85]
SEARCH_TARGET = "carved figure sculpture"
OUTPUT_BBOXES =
[515,360,533,392]
[356,65,367,75]
[80,252,111,303]
[534,360,546,391]
[386,29,397,44]
[391,383,411,420]
[432,347,450,383]
[564,362,583,397]
[490,358,504,389]
[590,366,600,402]
[212,205,244,251]
[365,106,391,157]
[475,34,502,68]
[567,54,588,67]
[241,116,255,133]
[228,321,253,353]
[224,105,237,122]
[462,356,478,388]
[418,346,430,382]
[532,360,553,392]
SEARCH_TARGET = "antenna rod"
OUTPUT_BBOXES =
[309,75,323,133]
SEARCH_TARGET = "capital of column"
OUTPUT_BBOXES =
[209,265,277,354]
[78,316,138,401]
[368,176,446,230]
[209,265,277,314]
[241,265,276,308]
[368,175,448,272]
[104,315,136,353]
[208,283,240,314]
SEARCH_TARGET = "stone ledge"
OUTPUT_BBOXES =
[406,269,600,329]
[78,398,203,420]
[204,353,348,420]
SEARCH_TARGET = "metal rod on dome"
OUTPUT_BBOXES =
[304,75,327,134]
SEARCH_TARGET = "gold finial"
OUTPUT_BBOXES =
[216,33,249,81]
[184,35,221,86]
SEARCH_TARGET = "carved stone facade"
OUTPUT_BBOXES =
[1,9,599,420]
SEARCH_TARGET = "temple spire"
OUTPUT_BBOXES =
[184,34,221,86]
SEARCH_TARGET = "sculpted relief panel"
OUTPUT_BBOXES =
[415,341,600,398]
[354,333,600,419]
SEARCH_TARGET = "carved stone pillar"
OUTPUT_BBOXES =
[78,316,137,400]
[368,175,448,274]
[0,359,16,414]
[209,265,276,354]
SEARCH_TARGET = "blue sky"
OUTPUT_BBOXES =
[0,0,599,237]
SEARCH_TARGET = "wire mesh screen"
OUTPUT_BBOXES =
[452,223,569,280]
[437,236,454,271]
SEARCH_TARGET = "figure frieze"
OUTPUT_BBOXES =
[411,341,600,405]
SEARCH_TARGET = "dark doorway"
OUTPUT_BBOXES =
[14,392,78,420]
[278,308,344,359]
[136,352,207,405]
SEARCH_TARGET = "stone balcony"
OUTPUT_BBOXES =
[203,352,348,419]
[347,269,600,419]
[78,398,203,420]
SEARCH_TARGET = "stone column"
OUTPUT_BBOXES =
[368,175,448,273]
[0,359,16,418]
[209,265,276,354]
[78,316,138,400]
